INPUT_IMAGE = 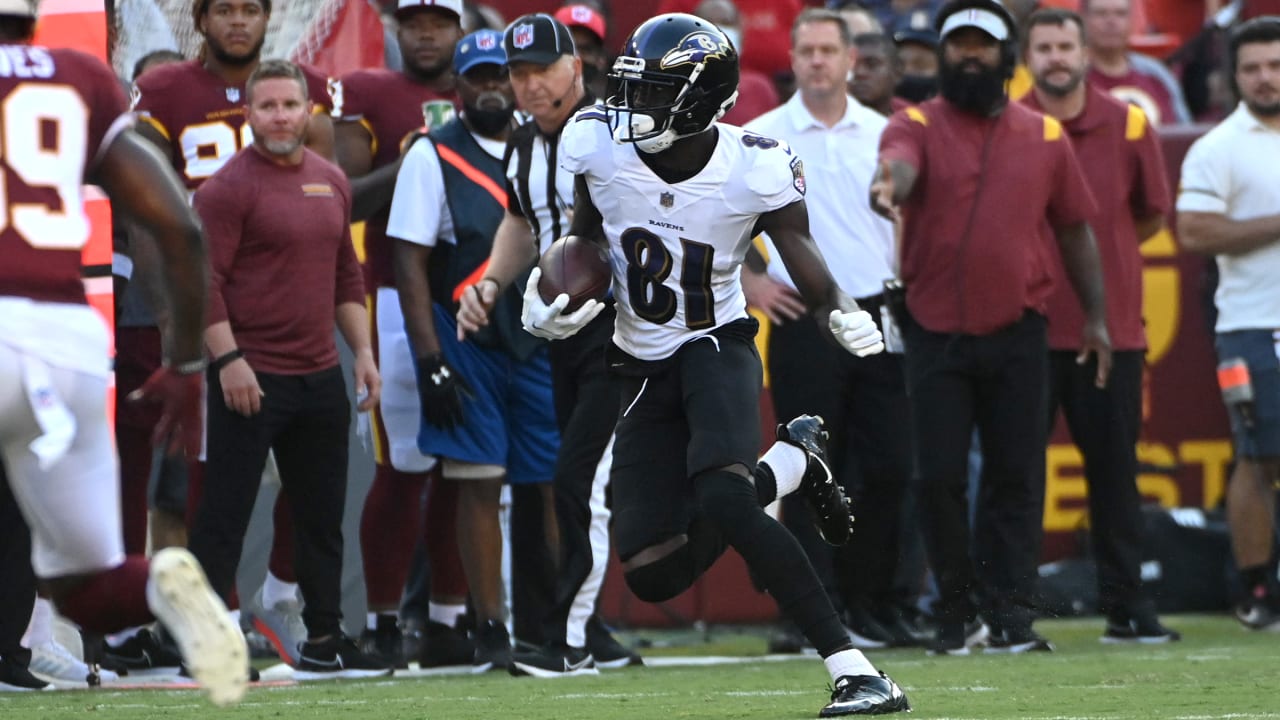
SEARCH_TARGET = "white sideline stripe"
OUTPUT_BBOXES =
[644,654,812,667]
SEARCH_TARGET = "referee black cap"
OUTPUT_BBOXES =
[504,13,577,67]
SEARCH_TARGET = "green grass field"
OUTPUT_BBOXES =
[4,615,1277,720]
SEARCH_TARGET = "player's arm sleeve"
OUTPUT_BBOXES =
[1046,128,1099,229]
[559,106,610,177]
[192,177,245,327]
[334,177,367,307]
[1126,106,1172,220]
[1175,137,1230,215]
[387,139,446,247]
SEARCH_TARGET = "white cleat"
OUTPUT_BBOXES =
[146,548,248,707]
[29,639,120,689]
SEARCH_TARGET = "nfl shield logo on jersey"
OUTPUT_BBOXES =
[513,23,535,49]
[660,192,674,208]
[226,87,241,103]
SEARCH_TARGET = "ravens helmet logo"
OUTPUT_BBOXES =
[659,32,732,70]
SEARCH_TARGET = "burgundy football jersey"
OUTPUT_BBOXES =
[332,68,458,288]
[131,60,333,190]
[0,46,128,305]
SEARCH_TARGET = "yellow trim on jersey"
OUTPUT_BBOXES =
[1043,115,1063,142]
[1125,105,1148,141]
[1008,64,1033,102]
[311,104,328,117]
[136,114,170,141]
[905,107,928,126]
[359,117,378,158]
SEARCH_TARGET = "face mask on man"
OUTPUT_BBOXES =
[895,73,938,102]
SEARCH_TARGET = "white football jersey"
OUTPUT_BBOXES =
[561,106,805,361]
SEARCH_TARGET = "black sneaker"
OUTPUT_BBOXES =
[585,616,642,669]
[820,672,911,717]
[472,620,511,674]
[420,619,475,668]
[871,605,926,648]
[845,603,894,650]
[102,628,182,675]
[359,616,408,669]
[926,620,989,656]
[0,656,49,691]
[510,643,598,678]
[1235,593,1280,632]
[1102,611,1181,644]
[777,415,854,546]
[985,628,1053,654]
[294,635,393,681]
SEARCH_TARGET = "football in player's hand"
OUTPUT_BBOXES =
[537,235,611,313]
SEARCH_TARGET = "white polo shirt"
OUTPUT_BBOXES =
[746,92,895,299]
[1177,103,1280,332]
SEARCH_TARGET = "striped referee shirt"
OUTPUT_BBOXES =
[503,94,595,255]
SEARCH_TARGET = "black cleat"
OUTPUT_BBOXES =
[820,672,910,716]
[984,628,1053,654]
[472,620,512,674]
[778,415,854,546]
[359,616,408,669]
[102,628,182,675]
[510,643,598,678]
[0,656,49,691]
[1235,593,1280,632]
[1101,610,1181,644]
[294,634,393,681]
[585,616,642,669]
[926,620,989,656]
[419,619,475,668]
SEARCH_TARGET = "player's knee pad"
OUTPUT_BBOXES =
[623,547,697,603]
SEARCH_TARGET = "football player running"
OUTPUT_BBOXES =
[0,0,245,705]
[535,13,909,717]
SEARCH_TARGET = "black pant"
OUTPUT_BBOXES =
[768,301,913,611]
[1048,349,1148,619]
[903,311,1049,633]
[0,463,36,665]
[189,366,350,639]
[538,308,620,646]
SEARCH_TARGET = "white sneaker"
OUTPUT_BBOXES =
[29,639,120,689]
[247,586,307,666]
[147,548,248,707]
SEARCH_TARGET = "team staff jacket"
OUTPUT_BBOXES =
[1023,86,1170,351]
[331,68,458,289]
[879,98,1098,336]
[195,147,365,375]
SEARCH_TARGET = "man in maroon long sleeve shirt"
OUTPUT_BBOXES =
[188,60,388,679]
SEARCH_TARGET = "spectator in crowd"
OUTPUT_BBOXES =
[456,13,640,675]
[839,4,885,36]
[837,0,943,37]
[126,0,335,670]
[332,0,466,669]
[188,59,389,681]
[1083,0,1193,125]
[555,4,611,100]
[852,32,906,115]
[552,12,910,715]
[659,0,803,87]
[873,0,1110,655]
[748,9,917,649]
[892,13,941,102]
[693,0,780,124]
[0,0,247,703]
[1176,16,1280,632]
[1021,7,1180,643]
[388,27,558,675]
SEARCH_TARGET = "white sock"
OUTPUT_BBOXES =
[261,572,299,608]
[22,597,54,648]
[823,648,877,681]
[759,442,807,498]
[428,602,467,628]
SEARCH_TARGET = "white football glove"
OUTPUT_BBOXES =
[521,267,606,341]
[829,309,885,357]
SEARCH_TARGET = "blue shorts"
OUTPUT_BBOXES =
[1216,329,1280,460]
[416,305,558,484]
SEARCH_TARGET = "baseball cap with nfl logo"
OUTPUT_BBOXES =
[504,13,576,66]
[395,0,462,21]
[455,29,507,75]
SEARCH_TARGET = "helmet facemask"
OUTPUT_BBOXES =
[605,49,738,153]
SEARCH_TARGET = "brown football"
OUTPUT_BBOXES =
[537,235,612,313]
